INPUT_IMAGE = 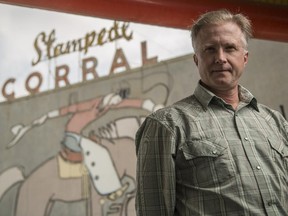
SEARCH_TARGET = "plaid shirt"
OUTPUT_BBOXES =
[136,83,288,216]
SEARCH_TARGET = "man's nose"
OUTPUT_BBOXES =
[214,48,227,64]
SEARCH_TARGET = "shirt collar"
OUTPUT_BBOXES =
[194,81,259,111]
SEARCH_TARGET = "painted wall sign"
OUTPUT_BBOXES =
[32,21,133,66]
[1,38,158,102]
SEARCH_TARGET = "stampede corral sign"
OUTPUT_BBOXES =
[1,21,158,102]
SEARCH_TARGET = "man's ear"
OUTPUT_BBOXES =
[193,54,198,66]
[244,51,249,66]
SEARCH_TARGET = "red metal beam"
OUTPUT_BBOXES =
[1,0,288,42]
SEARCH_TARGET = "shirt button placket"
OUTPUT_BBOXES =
[266,197,277,208]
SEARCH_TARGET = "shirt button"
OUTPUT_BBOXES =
[244,137,248,141]
[256,166,261,170]
[267,199,276,206]
[212,150,217,154]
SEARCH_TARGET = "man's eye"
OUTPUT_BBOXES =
[205,47,215,52]
[225,46,236,51]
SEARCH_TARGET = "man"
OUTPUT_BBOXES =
[135,9,288,216]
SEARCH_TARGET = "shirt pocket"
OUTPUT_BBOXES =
[268,137,288,175]
[176,137,235,188]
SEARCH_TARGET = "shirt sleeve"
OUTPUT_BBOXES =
[135,117,176,216]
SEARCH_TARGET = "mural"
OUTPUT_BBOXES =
[0,69,172,216]
[2,41,287,215]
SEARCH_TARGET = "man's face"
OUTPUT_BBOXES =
[193,22,248,92]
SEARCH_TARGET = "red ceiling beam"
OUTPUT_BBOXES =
[1,0,288,42]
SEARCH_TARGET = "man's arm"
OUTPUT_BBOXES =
[135,117,176,216]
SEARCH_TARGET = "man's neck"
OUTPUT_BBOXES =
[214,89,239,110]
[200,82,240,109]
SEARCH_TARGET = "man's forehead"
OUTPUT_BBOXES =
[199,22,242,36]
[196,23,245,45]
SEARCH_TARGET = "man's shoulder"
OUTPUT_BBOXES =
[257,103,286,121]
[149,94,204,123]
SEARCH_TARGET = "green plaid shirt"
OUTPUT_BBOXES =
[136,83,288,216]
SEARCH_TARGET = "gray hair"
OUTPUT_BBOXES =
[191,10,252,50]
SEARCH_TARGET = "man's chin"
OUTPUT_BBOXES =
[201,78,237,90]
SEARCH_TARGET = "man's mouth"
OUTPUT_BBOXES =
[212,69,231,73]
